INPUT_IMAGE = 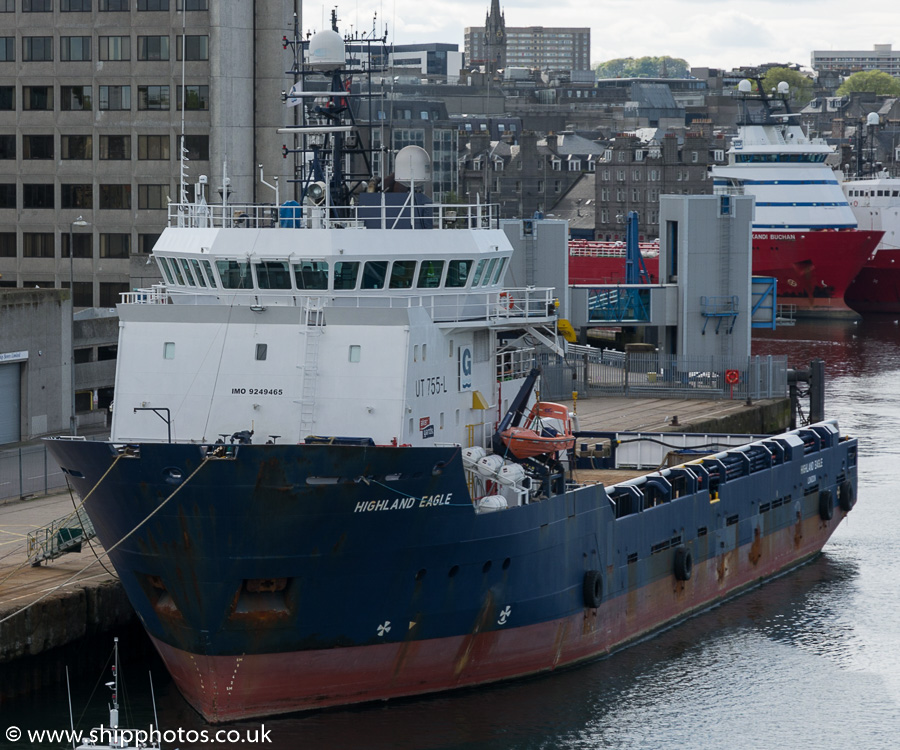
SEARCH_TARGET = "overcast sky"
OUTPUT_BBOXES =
[312,0,895,72]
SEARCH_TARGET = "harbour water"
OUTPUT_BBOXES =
[2,318,899,749]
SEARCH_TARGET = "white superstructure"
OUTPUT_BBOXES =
[111,191,559,448]
[843,172,900,254]
[712,82,857,231]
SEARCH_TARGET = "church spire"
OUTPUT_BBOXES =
[483,0,506,73]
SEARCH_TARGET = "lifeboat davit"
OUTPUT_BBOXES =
[500,402,575,460]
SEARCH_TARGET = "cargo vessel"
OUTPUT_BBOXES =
[843,172,900,314]
[46,38,860,722]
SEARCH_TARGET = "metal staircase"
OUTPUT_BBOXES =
[299,299,324,436]
[27,505,95,565]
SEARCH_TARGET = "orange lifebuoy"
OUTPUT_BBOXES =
[499,292,513,310]
[725,369,739,385]
[853,200,858,206]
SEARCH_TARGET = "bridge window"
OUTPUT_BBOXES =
[199,259,216,287]
[491,257,507,284]
[333,261,359,290]
[446,259,473,288]
[292,261,328,290]
[216,259,250,289]
[256,261,291,289]
[480,258,498,286]
[179,258,196,286]
[417,260,444,288]
[169,258,186,285]
[471,259,488,286]
[361,260,388,289]
[158,258,175,285]
[389,260,417,289]
[189,258,208,287]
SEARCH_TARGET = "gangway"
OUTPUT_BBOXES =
[26,506,96,565]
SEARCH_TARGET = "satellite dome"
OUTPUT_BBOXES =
[395,146,432,183]
[867,112,880,127]
[307,29,345,69]
[738,79,752,93]
[777,81,790,94]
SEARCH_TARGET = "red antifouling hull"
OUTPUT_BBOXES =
[845,248,900,314]
[152,510,846,723]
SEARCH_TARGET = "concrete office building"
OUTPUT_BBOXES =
[0,0,294,306]
[465,21,590,73]
[811,44,900,77]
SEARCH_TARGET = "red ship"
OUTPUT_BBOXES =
[573,81,882,316]
[843,173,900,314]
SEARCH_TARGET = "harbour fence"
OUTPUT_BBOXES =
[540,347,788,402]
[0,444,68,504]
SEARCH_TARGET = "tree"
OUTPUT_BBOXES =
[837,70,900,96]
[760,67,814,104]
[594,56,690,79]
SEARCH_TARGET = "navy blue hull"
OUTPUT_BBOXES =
[46,424,858,720]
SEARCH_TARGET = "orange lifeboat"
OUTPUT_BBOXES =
[500,402,575,460]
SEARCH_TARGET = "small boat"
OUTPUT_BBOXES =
[70,638,161,750]
[498,374,575,460]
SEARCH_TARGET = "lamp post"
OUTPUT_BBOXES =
[69,216,89,435]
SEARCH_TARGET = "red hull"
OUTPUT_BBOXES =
[151,510,844,723]
[845,248,900,314]
[570,230,881,317]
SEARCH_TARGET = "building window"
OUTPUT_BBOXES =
[177,0,208,8]
[176,85,209,110]
[23,135,53,159]
[99,184,131,209]
[61,86,91,111]
[616,169,625,181]
[177,35,209,61]
[0,0,13,9]
[137,233,159,254]
[633,170,642,181]
[0,184,14,209]
[22,232,54,257]
[0,37,13,62]
[138,0,168,8]
[138,184,167,209]
[0,134,14,158]
[99,36,130,61]
[23,86,53,110]
[61,184,93,209]
[183,134,209,161]
[61,36,91,61]
[138,134,170,160]
[23,184,55,208]
[61,0,92,10]
[138,85,169,110]
[0,87,11,111]
[23,37,53,61]
[99,85,131,110]
[62,231,92,258]
[138,36,170,61]
[99,0,129,10]
[0,233,15,257]
[100,232,130,257]
[100,283,129,306]
[23,0,52,10]
[99,135,130,159]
